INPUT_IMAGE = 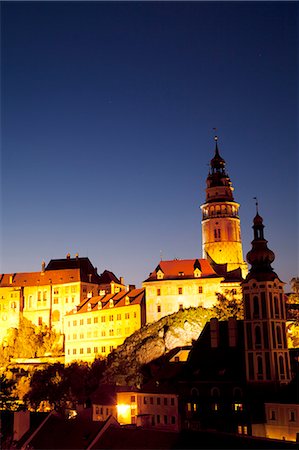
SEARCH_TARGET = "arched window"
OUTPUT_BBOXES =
[279,355,285,377]
[191,388,199,397]
[255,325,262,347]
[276,326,282,347]
[211,387,220,398]
[233,387,243,399]
[52,310,60,322]
[274,296,280,317]
[257,356,263,377]
[253,296,260,318]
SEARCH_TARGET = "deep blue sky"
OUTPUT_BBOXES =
[1,1,298,289]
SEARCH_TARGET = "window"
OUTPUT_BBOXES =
[270,410,276,421]
[71,286,76,293]
[233,403,243,411]
[187,403,191,412]
[150,397,153,404]
[171,416,176,424]
[143,397,147,404]
[53,297,59,304]
[101,316,106,322]
[80,348,83,354]
[212,403,219,411]
[87,348,91,354]
[156,414,160,424]
[109,345,114,352]
[157,288,161,296]
[109,329,114,336]
[65,297,69,303]
[157,305,161,313]
[164,398,168,405]
[73,349,77,355]
[94,317,98,323]
[253,296,260,318]
[198,286,203,294]
[133,312,137,318]
[101,346,106,353]
[38,317,42,326]
[125,327,130,334]
[164,415,168,424]
[80,333,84,339]
[87,331,91,338]
[38,291,42,301]
[117,314,121,320]
[157,397,161,405]
[179,304,183,310]
[109,315,114,321]
[43,291,47,301]
[87,318,91,324]
[125,313,130,319]
[54,289,59,295]
[80,319,84,325]
[73,320,77,326]
[131,396,136,403]
[289,410,296,422]
[178,287,183,295]
[71,297,75,303]
[101,330,106,336]
[73,333,77,340]
[170,398,175,406]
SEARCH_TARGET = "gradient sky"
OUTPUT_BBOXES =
[1,1,298,290]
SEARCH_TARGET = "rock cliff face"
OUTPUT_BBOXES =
[103,307,213,386]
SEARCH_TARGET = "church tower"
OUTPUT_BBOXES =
[201,137,248,278]
[243,212,291,383]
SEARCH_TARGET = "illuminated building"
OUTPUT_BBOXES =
[64,288,145,363]
[143,259,223,323]
[0,254,125,342]
[201,137,248,279]
[243,213,291,383]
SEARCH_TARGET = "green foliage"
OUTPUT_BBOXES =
[211,291,244,320]
[24,359,106,411]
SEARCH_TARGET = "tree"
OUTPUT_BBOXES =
[211,290,244,320]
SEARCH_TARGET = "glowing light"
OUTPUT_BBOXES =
[117,403,130,415]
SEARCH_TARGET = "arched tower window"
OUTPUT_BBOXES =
[255,325,262,347]
[274,296,280,318]
[253,296,260,318]
[257,355,263,377]
[279,355,285,378]
[276,326,282,348]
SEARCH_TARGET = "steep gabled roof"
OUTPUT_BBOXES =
[144,259,220,282]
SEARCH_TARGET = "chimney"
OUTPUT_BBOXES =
[228,317,238,347]
[66,253,71,259]
[120,276,124,285]
[210,318,219,348]
[94,267,98,274]
[41,261,46,273]
[75,253,79,259]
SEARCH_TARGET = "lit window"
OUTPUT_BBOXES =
[87,348,91,353]
[101,330,106,337]
[80,348,83,354]
[131,396,136,403]
[109,315,114,321]
[198,286,203,294]
[157,288,161,296]
[179,304,183,310]
[101,316,106,322]
[178,287,183,295]
[101,346,106,352]
[94,346,98,354]
[157,305,161,313]
[109,345,114,352]
[80,319,84,325]
[125,313,130,319]
[73,349,77,355]
[94,317,98,323]
[87,318,91,324]
[117,314,121,320]
[53,297,59,304]
[73,320,77,326]
[233,403,243,411]
[109,329,114,336]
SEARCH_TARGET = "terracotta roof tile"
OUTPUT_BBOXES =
[144,259,219,282]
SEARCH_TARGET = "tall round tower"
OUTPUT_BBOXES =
[200,137,248,278]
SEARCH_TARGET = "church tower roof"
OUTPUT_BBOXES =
[245,212,278,281]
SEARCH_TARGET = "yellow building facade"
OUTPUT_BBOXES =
[0,255,125,343]
[64,288,145,363]
[143,259,224,324]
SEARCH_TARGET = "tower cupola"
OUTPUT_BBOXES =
[246,213,276,281]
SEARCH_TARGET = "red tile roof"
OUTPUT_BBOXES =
[0,269,83,287]
[67,288,145,315]
[144,259,220,281]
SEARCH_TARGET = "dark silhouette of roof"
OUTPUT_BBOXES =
[97,270,121,285]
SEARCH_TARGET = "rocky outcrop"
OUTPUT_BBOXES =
[103,306,213,386]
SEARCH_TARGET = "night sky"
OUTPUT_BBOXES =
[1,1,298,289]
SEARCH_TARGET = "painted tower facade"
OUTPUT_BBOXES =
[243,213,291,383]
[201,137,248,278]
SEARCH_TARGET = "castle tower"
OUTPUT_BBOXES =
[200,137,248,278]
[243,212,291,383]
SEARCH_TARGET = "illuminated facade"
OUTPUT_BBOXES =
[143,259,224,323]
[64,288,145,363]
[243,214,291,383]
[201,137,248,279]
[116,391,179,431]
[0,255,125,342]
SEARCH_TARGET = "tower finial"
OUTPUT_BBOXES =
[253,197,259,214]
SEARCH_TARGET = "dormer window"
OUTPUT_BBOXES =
[157,270,164,280]
[125,296,130,305]
[87,303,91,311]
[194,268,201,278]
[109,299,114,308]
[98,302,102,310]
[178,272,184,277]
